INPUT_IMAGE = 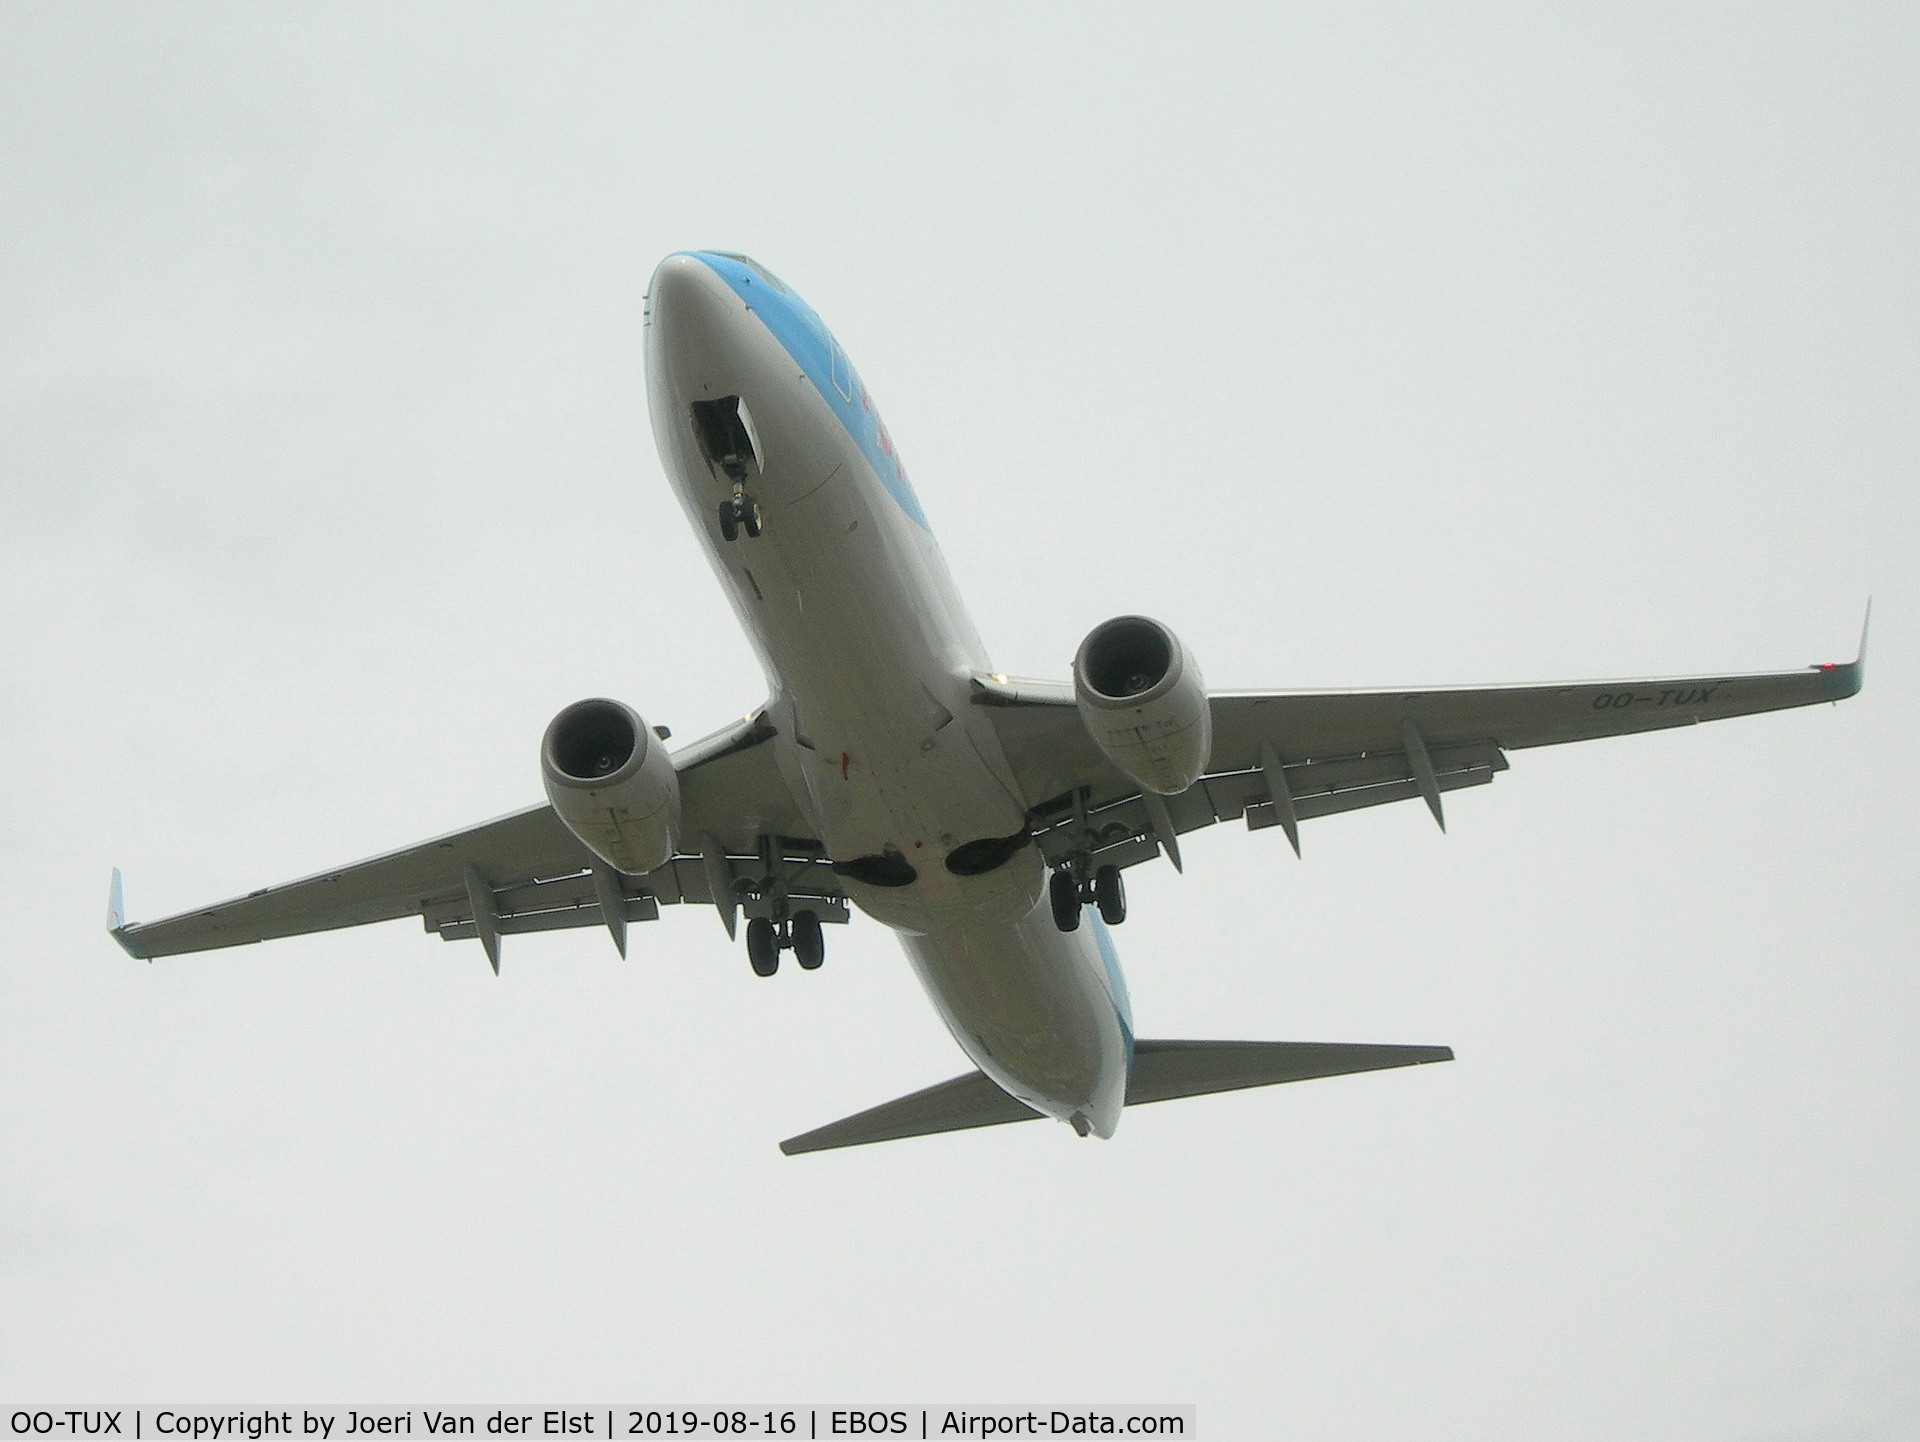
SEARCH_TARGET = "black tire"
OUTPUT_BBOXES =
[1094,865,1126,925]
[718,500,738,543]
[741,499,763,538]
[746,916,779,976]
[1048,868,1081,932]
[792,911,824,970]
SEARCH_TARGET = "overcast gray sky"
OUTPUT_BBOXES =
[3,5,1916,1437]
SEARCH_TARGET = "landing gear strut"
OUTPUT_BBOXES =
[746,910,826,975]
[1049,862,1127,932]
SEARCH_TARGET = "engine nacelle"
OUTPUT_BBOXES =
[1073,615,1212,795]
[541,698,681,875]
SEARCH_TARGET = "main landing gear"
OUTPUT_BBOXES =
[718,484,762,543]
[1048,863,1126,932]
[746,910,825,976]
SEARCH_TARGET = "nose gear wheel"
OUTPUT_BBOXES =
[719,481,762,543]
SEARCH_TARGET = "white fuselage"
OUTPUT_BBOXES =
[644,252,1129,1136]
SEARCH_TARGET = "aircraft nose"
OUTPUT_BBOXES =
[647,253,732,332]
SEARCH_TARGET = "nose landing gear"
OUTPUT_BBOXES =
[718,485,762,543]
[693,395,764,543]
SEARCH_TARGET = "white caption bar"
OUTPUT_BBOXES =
[4,1408,1196,1441]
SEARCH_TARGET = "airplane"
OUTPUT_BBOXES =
[108,250,1866,1154]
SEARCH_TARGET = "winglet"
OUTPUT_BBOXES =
[106,868,150,961]
[1815,600,1870,703]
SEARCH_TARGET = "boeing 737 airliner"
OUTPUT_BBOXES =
[110,251,1865,1153]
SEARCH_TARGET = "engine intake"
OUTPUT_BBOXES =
[1073,615,1211,794]
[542,698,681,875]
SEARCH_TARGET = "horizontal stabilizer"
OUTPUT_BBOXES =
[779,1038,1452,1155]
[779,1070,1043,1155]
[1125,1038,1453,1102]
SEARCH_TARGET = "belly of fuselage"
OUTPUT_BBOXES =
[643,252,1128,1139]
[901,904,1130,1137]
[643,254,1040,932]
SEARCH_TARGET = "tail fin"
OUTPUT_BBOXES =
[779,1039,1452,1155]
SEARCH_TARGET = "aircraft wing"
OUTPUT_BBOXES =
[110,709,844,967]
[978,624,1865,871]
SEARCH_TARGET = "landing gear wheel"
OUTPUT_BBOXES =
[718,499,739,543]
[791,910,824,970]
[740,499,763,538]
[1049,868,1082,932]
[746,916,779,976]
[1094,865,1126,925]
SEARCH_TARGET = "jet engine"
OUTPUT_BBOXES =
[541,698,681,875]
[1072,615,1212,795]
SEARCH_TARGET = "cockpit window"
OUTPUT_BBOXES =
[709,252,789,292]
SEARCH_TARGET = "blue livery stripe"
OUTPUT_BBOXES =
[1090,912,1136,1061]
[684,252,932,532]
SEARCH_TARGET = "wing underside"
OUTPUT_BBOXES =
[111,709,846,964]
[112,624,1864,962]
[979,625,1864,874]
